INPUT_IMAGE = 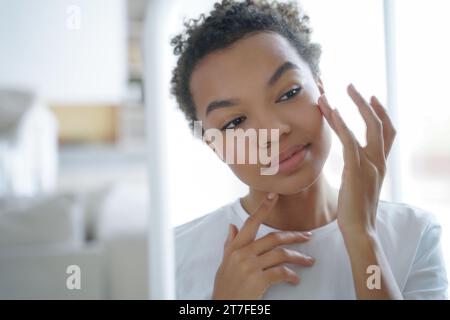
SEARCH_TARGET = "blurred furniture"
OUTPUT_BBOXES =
[0,182,150,299]
[50,105,118,144]
[0,89,58,197]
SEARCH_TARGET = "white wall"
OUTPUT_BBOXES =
[0,0,127,104]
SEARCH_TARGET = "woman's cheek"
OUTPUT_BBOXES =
[220,131,259,164]
[228,162,262,186]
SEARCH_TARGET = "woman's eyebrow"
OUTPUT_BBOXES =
[205,61,300,117]
[205,98,240,117]
[267,61,300,87]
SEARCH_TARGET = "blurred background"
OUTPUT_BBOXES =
[0,0,448,299]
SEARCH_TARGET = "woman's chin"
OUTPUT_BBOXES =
[260,171,319,195]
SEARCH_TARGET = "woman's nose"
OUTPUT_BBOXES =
[256,113,291,148]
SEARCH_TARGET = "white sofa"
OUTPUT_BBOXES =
[0,183,150,299]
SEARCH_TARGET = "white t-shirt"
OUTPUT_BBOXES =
[175,198,448,299]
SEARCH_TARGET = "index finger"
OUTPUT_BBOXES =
[231,193,279,249]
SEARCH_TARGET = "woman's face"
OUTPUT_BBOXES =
[190,31,332,195]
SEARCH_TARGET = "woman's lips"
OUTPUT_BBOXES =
[270,143,310,174]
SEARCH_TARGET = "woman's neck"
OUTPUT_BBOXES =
[241,173,338,232]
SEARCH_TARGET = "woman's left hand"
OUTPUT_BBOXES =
[317,84,397,238]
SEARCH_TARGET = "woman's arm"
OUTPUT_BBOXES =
[318,84,401,299]
[343,230,403,299]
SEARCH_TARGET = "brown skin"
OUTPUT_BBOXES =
[190,31,401,299]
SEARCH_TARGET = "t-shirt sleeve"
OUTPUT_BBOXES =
[402,215,448,299]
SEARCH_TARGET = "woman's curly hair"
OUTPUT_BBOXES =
[170,0,322,130]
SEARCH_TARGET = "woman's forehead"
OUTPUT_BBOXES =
[190,32,308,112]
[192,32,302,82]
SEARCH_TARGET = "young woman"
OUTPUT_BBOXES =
[170,0,448,299]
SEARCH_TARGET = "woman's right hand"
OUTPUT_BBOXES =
[212,193,315,300]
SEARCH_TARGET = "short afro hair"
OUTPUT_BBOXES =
[170,0,322,129]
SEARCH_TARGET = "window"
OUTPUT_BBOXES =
[395,0,450,275]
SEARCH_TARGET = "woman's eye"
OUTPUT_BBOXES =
[277,86,302,102]
[221,116,246,131]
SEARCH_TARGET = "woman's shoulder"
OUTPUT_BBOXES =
[173,199,243,257]
[377,199,440,231]
[174,200,239,238]
[377,200,447,298]
[173,199,243,286]
[376,200,443,276]
[376,199,442,250]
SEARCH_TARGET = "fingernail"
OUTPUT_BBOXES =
[321,94,328,105]
[303,254,314,260]
[306,256,315,263]
[349,83,355,90]
[333,108,340,117]
[267,192,276,200]
[371,95,379,104]
[304,231,313,236]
